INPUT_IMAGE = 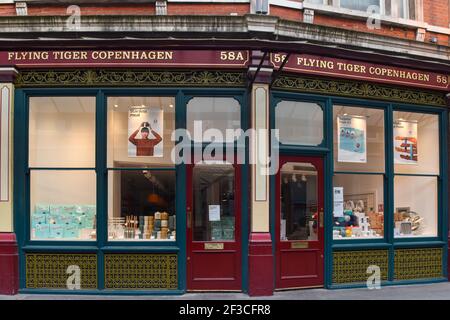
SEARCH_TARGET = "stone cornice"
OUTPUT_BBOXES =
[0,14,449,66]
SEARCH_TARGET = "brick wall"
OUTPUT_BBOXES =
[313,14,417,41]
[167,3,249,15]
[270,5,301,21]
[28,4,156,16]
[424,0,449,28]
[0,4,15,16]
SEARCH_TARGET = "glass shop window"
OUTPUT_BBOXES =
[393,111,440,238]
[394,176,438,238]
[333,106,385,173]
[280,162,319,241]
[107,169,176,241]
[30,171,97,241]
[29,96,97,241]
[333,174,384,240]
[29,97,95,168]
[275,100,324,146]
[193,163,236,242]
[393,112,439,175]
[187,97,241,143]
[107,97,175,168]
[107,97,176,241]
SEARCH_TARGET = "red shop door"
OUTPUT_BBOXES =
[186,162,242,291]
[275,156,324,289]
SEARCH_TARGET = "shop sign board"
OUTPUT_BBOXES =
[271,53,450,91]
[0,50,249,69]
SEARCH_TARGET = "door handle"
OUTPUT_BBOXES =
[187,209,192,229]
[319,208,324,228]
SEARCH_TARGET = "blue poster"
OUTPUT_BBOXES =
[337,116,367,163]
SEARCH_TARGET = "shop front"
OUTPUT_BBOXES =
[0,47,448,295]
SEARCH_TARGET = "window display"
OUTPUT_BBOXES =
[187,97,241,143]
[193,163,235,241]
[107,97,176,241]
[30,170,96,240]
[334,106,385,172]
[280,162,318,241]
[394,111,439,175]
[29,96,95,168]
[107,96,175,168]
[394,175,438,238]
[393,111,440,238]
[108,169,175,241]
[29,96,97,241]
[333,174,384,239]
[275,100,323,146]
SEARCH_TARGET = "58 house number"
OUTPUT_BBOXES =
[220,51,245,61]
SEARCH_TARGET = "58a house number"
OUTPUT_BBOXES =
[220,51,245,61]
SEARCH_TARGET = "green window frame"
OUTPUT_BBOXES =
[14,87,249,293]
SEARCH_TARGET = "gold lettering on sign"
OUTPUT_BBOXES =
[220,51,245,61]
[91,51,173,60]
[297,57,334,69]
[53,51,88,60]
[368,66,429,82]
[336,62,366,74]
[8,51,49,61]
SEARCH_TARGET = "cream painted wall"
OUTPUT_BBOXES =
[0,83,14,232]
[251,84,270,232]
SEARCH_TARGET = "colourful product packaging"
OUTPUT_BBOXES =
[49,223,64,239]
[63,223,80,238]
[31,214,47,228]
[35,204,50,215]
[35,223,50,239]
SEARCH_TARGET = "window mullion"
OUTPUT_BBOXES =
[380,0,386,16]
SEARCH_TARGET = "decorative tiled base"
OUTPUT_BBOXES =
[25,253,97,289]
[104,254,178,290]
[333,250,389,284]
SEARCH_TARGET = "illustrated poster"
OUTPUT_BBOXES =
[128,106,163,157]
[337,116,367,163]
[394,120,418,165]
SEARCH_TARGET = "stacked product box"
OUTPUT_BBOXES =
[31,204,96,240]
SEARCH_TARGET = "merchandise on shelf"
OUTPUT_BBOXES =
[108,211,176,241]
[333,200,383,239]
[31,204,96,240]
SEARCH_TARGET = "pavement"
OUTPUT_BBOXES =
[2,282,450,300]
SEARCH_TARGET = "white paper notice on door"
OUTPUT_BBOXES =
[208,205,221,221]
[333,187,344,217]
